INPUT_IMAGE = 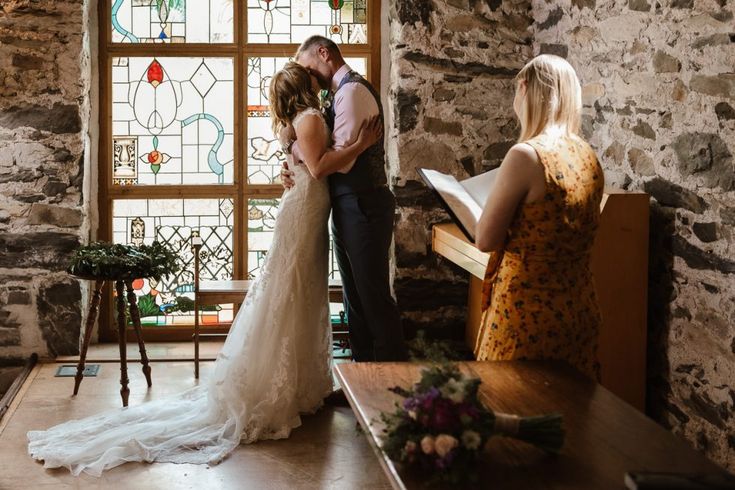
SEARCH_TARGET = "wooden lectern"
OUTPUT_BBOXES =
[432,189,649,410]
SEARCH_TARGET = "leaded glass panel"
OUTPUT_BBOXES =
[112,57,234,186]
[246,198,341,280]
[248,0,368,44]
[111,0,234,44]
[113,198,235,326]
[247,198,279,279]
[246,56,367,184]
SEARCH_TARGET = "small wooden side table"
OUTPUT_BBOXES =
[72,275,152,407]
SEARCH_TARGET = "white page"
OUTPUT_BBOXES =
[460,168,499,208]
[421,169,483,240]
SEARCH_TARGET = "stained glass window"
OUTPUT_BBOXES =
[248,0,368,44]
[113,198,235,326]
[112,57,234,186]
[246,56,367,184]
[247,198,279,279]
[246,198,341,280]
[102,1,379,336]
[111,0,234,44]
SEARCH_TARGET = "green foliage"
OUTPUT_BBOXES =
[67,241,180,281]
[136,293,161,318]
[162,296,221,314]
[408,331,471,363]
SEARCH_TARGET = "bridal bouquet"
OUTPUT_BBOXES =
[379,364,564,486]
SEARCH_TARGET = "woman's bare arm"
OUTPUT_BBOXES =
[294,115,382,180]
[475,143,542,252]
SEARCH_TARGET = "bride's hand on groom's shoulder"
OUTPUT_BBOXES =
[357,115,383,151]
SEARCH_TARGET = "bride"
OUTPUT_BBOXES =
[27,62,382,477]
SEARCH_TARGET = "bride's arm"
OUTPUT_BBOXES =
[294,115,382,180]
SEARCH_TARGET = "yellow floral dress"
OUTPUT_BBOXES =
[476,133,604,380]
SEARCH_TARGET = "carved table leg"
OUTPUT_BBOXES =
[125,280,152,387]
[73,280,104,396]
[115,280,130,407]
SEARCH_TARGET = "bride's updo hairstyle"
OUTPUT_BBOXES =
[515,54,582,142]
[270,62,321,134]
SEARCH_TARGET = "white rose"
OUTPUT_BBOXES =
[408,410,417,420]
[434,434,459,457]
[439,378,466,404]
[420,435,435,455]
[461,430,482,450]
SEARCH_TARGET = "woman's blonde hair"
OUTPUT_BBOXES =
[269,62,321,134]
[515,55,582,142]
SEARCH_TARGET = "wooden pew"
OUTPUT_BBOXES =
[432,189,650,410]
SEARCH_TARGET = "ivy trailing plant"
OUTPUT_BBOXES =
[67,241,180,281]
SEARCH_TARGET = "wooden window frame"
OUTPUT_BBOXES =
[97,0,382,342]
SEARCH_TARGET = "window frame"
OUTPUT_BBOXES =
[97,0,382,341]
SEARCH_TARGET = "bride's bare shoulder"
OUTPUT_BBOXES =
[293,108,323,125]
[293,109,328,139]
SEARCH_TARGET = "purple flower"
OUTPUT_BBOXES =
[430,398,460,432]
[420,387,441,410]
[403,396,420,411]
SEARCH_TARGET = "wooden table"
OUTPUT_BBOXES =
[335,361,732,490]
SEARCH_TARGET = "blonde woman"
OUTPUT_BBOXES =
[27,62,381,476]
[475,55,604,379]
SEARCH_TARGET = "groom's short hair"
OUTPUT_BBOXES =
[296,35,342,60]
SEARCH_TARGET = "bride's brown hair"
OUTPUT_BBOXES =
[269,62,321,134]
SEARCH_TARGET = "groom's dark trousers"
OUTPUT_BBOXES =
[327,70,408,362]
[331,188,406,362]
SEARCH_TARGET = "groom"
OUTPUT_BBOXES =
[281,35,408,363]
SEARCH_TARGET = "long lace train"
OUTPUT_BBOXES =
[28,149,333,476]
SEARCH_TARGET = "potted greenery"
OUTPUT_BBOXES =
[67,241,180,281]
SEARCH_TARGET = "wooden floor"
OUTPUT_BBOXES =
[0,342,390,490]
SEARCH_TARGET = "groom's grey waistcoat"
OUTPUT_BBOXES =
[325,71,388,197]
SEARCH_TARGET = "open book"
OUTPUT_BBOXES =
[418,168,499,242]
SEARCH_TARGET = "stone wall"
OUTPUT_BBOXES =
[387,0,534,338]
[531,0,735,470]
[0,0,93,361]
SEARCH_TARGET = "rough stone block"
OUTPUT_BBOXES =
[689,75,735,100]
[7,290,31,305]
[628,148,656,176]
[27,203,83,227]
[653,50,681,73]
[0,327,21,347]
[692,222,718,243]
[632,119,656,139]
[539,43,568,58]
[715,102,735,121]
[394,89,421,133]
[37,278,82,356]
[672,133,734,191]
[0,232,81,271]
[643,178,708,213]
[628,0,650,12]
[0,103,82,134]
[423,117,463,136]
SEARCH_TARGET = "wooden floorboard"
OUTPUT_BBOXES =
[0,343,389,490]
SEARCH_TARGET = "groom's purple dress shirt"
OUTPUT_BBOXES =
[292,64,379,174]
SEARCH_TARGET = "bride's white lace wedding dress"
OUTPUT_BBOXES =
[27,108,333,477]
